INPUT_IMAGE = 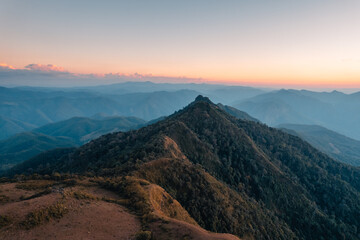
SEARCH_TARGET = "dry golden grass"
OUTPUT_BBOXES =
[16,180,55,190]
[70,191,97,200]
[20,201,68,229]
[147,185,198,226]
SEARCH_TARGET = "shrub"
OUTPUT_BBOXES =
[20,202,68,229]
[135,230,152,240]
[0,215,12,228]
[71,191,96,200]
[0,194,10,203]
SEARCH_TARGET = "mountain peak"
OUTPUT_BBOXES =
[194,95,213,104]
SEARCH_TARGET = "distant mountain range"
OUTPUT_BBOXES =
[234,89,360,140]
[0,116,36,140]
[74,81,267,104]
[0,86,202,137]
[33,116,146,144]
[4,82,360,141]
[278,124,360,166]
[8,96,360,239]
[0,116,145,171]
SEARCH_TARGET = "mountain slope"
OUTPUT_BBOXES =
[0,116,145,171]
[0,102,253,172]
[107,89,200,120]
[0,133,76,171]
[0,177,239,240]
[217,104,259,122]
[278,123,360,166]
[34,116,146,144]
[8,96,360,239]
[0,116,36,140]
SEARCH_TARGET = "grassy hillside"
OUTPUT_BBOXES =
[0,176,238,240]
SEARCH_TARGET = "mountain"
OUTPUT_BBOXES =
[0,86,201,130]
[8,96,360,239]
[0,116,145,171]
[0,86,122,127]
[76,81,267,104]
[33,116,146,144]
[106,90,200,120]
[0,132,76,171]
[217,103,259,122]
[0,102,251,172]
[234,89,360,140]
[0,116,36,140]
[278,124,360,166]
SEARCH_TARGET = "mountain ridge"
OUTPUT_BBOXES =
[6,96,360,239]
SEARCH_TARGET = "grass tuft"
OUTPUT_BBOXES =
[20,202,68,229]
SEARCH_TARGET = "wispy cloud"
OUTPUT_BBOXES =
[0,63,16,70]
[25,64,66,72]
[0,63,202,87]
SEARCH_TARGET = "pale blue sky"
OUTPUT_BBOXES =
[1,0,360,87]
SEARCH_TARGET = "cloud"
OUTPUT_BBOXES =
[0,62,203,87]
[25,63,66,72]
[0,63,15,70]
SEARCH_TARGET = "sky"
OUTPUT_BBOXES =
[1,0,360,88]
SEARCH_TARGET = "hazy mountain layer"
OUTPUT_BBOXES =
[278,123,360,166]
[0,133,76,171]
[234,89,360,140]
[0,116,36,140]
[0,86,200,129]
[0,116,145,171]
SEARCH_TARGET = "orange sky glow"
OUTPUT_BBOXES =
[1,1,360,88]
